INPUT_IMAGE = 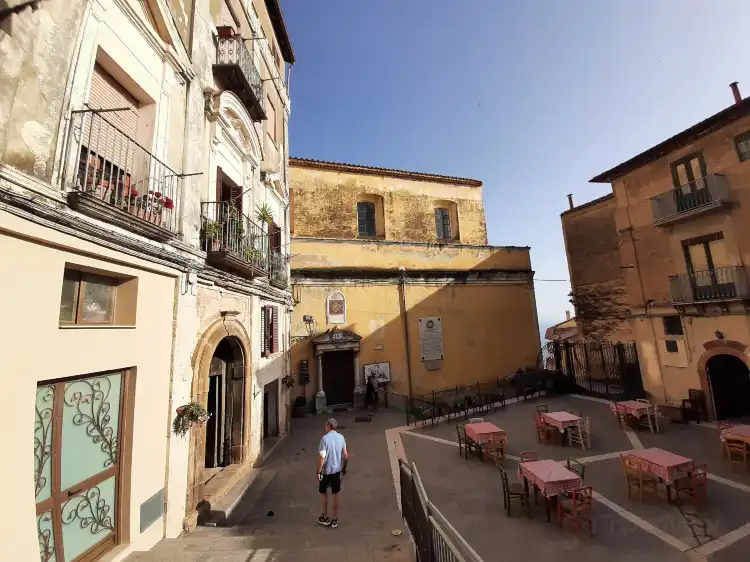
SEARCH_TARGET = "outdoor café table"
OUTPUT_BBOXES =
[625,448,693,502]
[518,459,583,522]
[614,400,652,417]
[465,422,506,459]
[720,424,750,445]
[541,411,582,445]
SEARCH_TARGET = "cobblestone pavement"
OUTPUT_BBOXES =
[401,394,750,561]
[126,409,413,562]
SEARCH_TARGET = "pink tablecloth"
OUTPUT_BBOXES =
[614,400,651,417]
[541,411,582,431]
[465,422,506,445]
[721,424,750,444]
[626,448,693,484]
[518,459,583,498]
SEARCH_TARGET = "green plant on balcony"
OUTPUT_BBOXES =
[242,245,261,263]
[255,202,274,225]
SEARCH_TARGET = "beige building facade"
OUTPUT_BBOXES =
[584,84,750,420]
[288,159,541,409]
[1,1,294,560]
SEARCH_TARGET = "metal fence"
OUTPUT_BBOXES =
[400,459,484,562]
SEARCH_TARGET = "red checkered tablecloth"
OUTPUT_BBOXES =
[518,459,583,498]
[625,448,693,484]
[721,424,750,444]
[613,400,651,417]
[541,411,582,431]
[465,422,506,445]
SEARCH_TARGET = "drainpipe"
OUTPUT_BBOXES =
[398,267,414,398]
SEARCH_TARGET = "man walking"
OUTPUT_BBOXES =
[317,418,348,528]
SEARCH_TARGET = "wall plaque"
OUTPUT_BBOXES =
[418,317,444,361]
[326,290,346,324]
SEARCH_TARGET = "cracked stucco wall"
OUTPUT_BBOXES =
[0,1,88,181]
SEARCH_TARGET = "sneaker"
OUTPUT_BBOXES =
[331,519,339,529]
[318,515,331,526]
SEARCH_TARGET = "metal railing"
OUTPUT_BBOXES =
[669,266,750,303]
[399,460,484,562]
[62,109,181,234]
[650,174,730,223]
[215,34,264,108]
[201,201,269,273]
[269,249,288,288]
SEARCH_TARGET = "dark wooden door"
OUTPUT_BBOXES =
[708,355,750,419]
[322,351,355,406]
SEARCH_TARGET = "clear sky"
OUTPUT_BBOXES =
[282,0,750,337]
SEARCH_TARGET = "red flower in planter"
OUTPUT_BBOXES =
[164,197,175,209]
[155,192,162,198]
[129,189,139,197]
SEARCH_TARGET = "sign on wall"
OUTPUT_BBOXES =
[418,317,444,361]
[326,291,346,324]
[364,362,391,384]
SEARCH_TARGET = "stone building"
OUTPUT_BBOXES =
[560,193,633,342]
[288,158,541,409]
[583,83,750,419]
[1,0,293,560]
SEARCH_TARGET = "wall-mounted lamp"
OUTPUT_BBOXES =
[303,314,317,336]
[715,330,725,340]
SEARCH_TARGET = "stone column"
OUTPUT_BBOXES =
[315,352,326,413]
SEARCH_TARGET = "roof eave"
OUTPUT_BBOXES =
[265,0,295,64]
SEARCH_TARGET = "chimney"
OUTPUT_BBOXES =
[567,194,574,209]
[730,82,742,105]
[565,310,571,321]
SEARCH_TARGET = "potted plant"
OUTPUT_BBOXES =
[203,220,222,251]
[172,402,211,437]
[255,202,274,226]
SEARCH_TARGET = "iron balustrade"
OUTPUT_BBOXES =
[650,174,730,224]
[201,201,269,274]
[215,33,264,117]
[669,266,750,304]
[269,249,288,288]
[62,109,181,235]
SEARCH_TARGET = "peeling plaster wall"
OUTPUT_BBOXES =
[0,1,88,181]
[290,164,488,245]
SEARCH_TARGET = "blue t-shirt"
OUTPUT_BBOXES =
[319,430,347,474]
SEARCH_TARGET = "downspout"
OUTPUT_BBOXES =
[398,267,414,398]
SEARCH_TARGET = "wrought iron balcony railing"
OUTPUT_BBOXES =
[214,31,265,121]
[650,174,730,226]
[669,266,750,304]
[201,201,269,277]
[269,249,288,289]
[61,109,181,241]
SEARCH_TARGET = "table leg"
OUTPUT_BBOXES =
[545,495,551,522]
[523,477,531,518]
[666,484,672,504]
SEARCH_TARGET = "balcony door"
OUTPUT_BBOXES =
[671,153,708,212]
[683,234,735,301]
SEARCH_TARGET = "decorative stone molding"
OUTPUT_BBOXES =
[204,92,220,122]
[696,339,750,420]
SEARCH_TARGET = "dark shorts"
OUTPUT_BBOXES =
[319,472,341,494]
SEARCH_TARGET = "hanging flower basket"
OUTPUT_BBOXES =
[281,374,296,390]
[173,402,211,437]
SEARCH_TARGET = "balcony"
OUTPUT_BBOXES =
[201,201,269,278]
[62,109,181,242]
[213,30,266,121]
[650,174,731,226]
[269,250,288,289]
[669,266,750,304]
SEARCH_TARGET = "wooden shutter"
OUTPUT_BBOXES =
[265,306,273,357]
[435,208,444,239]
[435,208,451,240]
[357,202,368,236]
[260,305,267,356]
[442,211,451,239]
[271,306,279,353]
[366,205,376,236]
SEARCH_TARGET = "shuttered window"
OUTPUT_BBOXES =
[357,202,376,237]
[260,305,279,356]
[88,64,139,139]
[435,208,451,240]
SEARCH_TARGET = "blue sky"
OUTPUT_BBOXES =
[282,0,750,336]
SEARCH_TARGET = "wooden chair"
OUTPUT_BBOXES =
[468,417,484,424]
[567,457,586,480]
[557,486,593,537]
[621,456,659,502]
[675,464,708,508]
[719,422,734,457]
[612,403,629,429]
[483,440,505,466]
[725,439,749,472]
[534,414,554,444]
[569,417,591,451]
[456,424,479,460]
[498,465,529,517]
[536,404,549,414]
[520,451,538,463]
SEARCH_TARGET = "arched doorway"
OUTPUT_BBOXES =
[204,337,245,469]
[707,354,750,419]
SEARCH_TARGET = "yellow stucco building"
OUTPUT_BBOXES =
[288,158,541,409]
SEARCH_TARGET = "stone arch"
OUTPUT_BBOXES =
[219,91,261,161]
[186,315,253,520]
[696,339,750,420]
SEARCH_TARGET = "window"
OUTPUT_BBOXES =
[670,152,707,190]
[357,201,376,237]
[435,208,452,240]
[683,232,728,275]
[736,132,750,162]
[663,316,683,336]
[59,268,137,326]
[260,305,279,356]
[665,340,679,353]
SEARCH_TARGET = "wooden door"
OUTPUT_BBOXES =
[322,351,355,406]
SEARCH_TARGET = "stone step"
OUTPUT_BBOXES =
[201,468,277,527]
